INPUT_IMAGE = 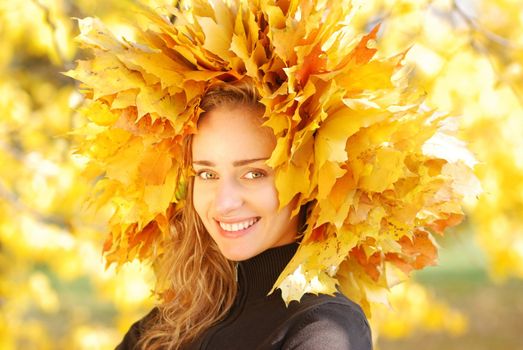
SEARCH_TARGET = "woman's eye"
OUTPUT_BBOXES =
[197,171,217,180]
[244,170,265,179]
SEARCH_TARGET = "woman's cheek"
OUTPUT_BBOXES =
[254,182,280,210]
[192,182,208,216]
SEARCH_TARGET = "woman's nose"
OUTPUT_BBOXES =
[214,178,243,215]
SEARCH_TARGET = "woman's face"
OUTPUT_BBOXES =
[191,104,298,261]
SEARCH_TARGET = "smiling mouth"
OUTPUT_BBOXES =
[218,217,260,232]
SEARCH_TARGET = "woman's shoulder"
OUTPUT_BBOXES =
[287,291,368,324]
[281,293,372,350]
[115,308,159,350]
[296,291,365,310]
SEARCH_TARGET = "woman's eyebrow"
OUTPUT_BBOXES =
[192,157,269,167]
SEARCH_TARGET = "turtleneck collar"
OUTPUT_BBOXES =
[236,242,299,302]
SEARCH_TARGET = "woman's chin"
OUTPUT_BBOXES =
[218,244,259,262]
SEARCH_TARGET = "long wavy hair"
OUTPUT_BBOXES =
[137,82,267,349]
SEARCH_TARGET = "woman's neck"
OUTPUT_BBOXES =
[236,242,299,302]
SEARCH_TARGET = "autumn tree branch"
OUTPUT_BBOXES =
[30,0,68,65]
[0,141,69,229]
[0,181,68,229]
[452,0,523,51]
[452,0,523,107]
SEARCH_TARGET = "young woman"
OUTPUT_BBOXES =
[116,83,372,349]
[68,0,475,349]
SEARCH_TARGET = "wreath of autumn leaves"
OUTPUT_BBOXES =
[67,0,479,314]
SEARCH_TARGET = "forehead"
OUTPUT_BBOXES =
[192,105,276,162]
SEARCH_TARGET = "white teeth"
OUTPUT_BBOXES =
[219,218,259,232]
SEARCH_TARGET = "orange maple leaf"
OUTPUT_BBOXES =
[295,43,328,87]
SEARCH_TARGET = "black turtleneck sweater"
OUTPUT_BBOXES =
[116,243,372,349]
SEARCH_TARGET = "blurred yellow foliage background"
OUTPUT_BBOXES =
[1,0,522,349]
